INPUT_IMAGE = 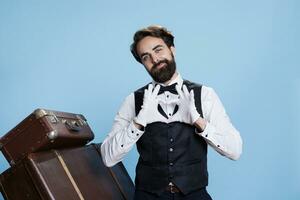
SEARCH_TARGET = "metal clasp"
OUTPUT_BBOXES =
[169,182,176,193]
[170,185,176,193]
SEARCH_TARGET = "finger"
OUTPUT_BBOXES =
[152,84,161,97]
[190,89,195,102]
[144,84,153,98]
[143,88,148,98]
[182,85,189,96]
[190,89,194,98]
[148,84,153,92]
[176,84,184,98]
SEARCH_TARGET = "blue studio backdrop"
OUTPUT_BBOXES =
[0,1,299,199]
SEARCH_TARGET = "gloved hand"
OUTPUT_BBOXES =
[134,84,166,127]
[171,84,200,125]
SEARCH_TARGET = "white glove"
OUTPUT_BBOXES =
[171,84,200,125]
[134,84,166,127]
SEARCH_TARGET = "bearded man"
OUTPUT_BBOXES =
[101,25,242,200]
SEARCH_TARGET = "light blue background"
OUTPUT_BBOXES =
[0,1,299,199]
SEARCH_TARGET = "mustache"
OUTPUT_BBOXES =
[152,59,168,70]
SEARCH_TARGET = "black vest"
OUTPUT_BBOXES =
[134,80,208,196]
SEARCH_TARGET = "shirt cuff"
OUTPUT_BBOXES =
[195,122,214,137]
[195,122,223,150]
[126,121,144,140]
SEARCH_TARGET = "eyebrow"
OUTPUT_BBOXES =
[140,44,164,58]
[152,44,164,51]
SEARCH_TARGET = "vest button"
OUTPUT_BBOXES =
[169,148,173,152]
[169,162,173,166]
[170,138,174,142]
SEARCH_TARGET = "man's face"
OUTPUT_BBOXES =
[136,36,176,83]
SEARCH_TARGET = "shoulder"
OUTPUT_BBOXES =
[134,82,152,94]
[183,80,203,95]
[183,79,202,88]
[120,93,135,109]
[134,82,151,92]
[202,85,215,94]
[183,80,218,100]
[201,85,220,103]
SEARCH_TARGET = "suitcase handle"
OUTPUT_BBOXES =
[65,120,82,132]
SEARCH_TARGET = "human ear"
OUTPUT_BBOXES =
[170,46,176,57]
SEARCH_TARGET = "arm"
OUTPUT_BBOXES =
[101,84,164,167]
[100,93,144,167]
[195,86,243,160]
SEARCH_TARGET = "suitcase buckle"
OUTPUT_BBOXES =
[47,115,59,124]
[47,130,58,140]
[65,120,82,132]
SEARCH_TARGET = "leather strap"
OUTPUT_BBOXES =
[54,150,85,200]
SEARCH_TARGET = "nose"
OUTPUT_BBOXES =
[151,54,160,64]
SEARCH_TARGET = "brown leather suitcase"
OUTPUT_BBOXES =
[0,144,135,200]
[0,108,94,165]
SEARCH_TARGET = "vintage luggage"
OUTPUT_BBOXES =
[0,144,135,200]
[0,108,94,165]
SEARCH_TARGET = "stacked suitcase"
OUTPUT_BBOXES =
[0,108,134,200]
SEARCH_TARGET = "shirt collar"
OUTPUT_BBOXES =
[152,72,183,88]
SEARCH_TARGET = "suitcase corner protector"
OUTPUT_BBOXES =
[34,108,48,119]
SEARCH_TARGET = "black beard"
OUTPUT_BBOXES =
[148,58,176,83]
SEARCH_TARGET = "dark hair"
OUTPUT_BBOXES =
[130,25,175,63]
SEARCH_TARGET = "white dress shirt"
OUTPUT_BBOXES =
[101,73,243,167]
